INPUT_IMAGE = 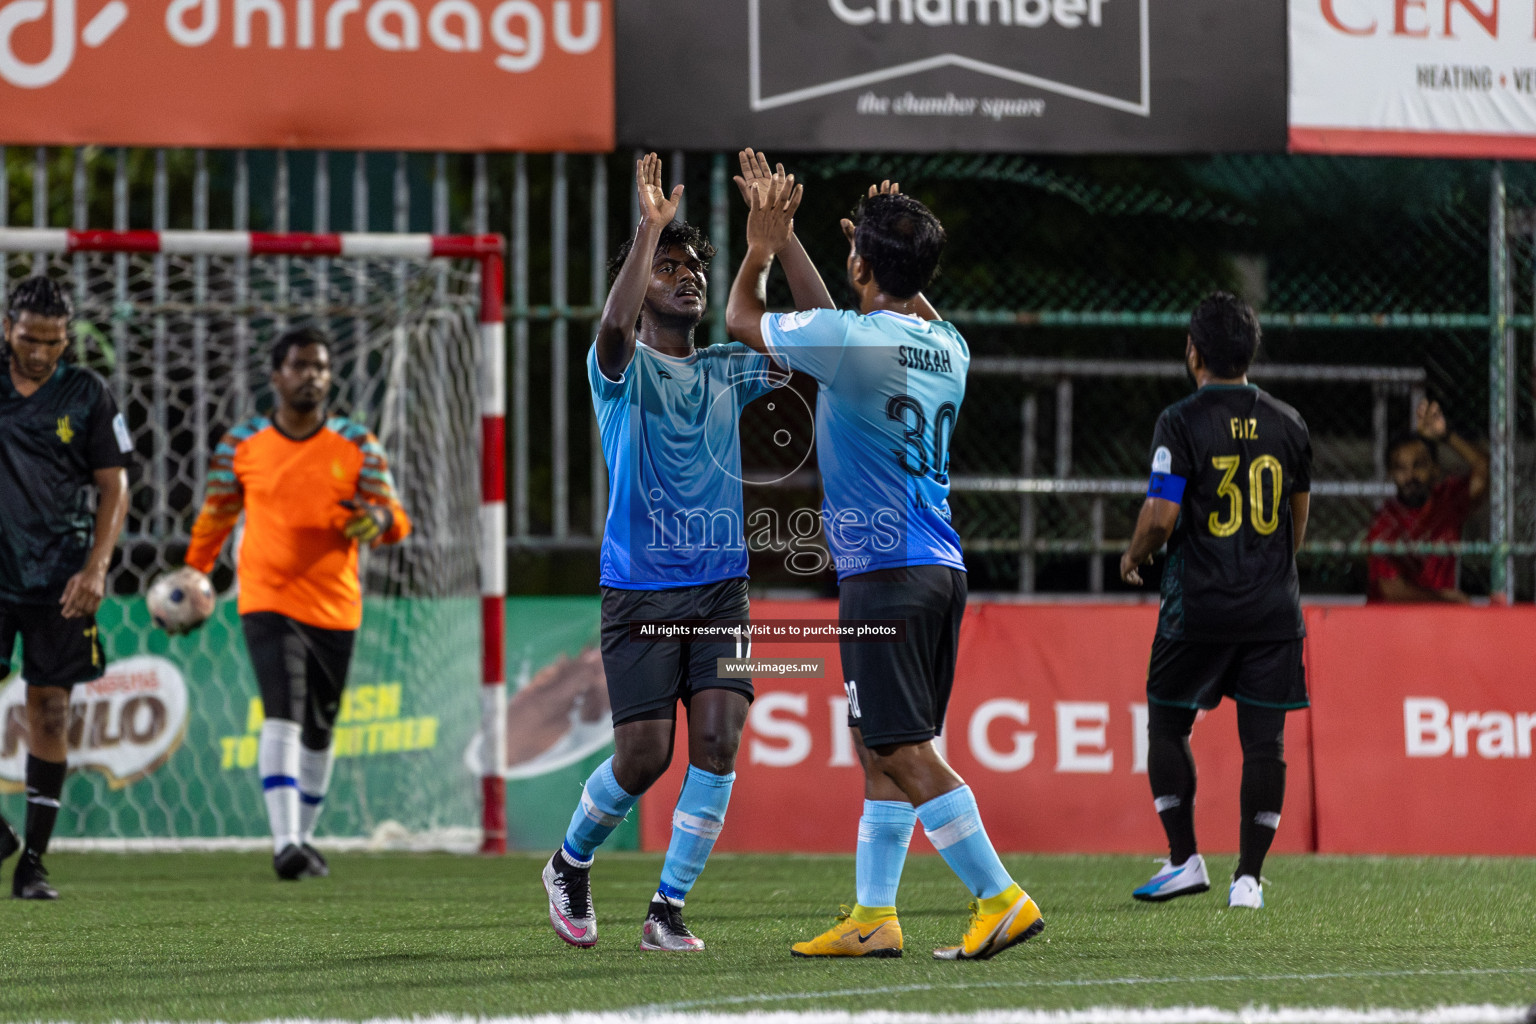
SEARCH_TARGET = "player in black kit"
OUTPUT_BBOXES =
[0,276,132,899]
[1119,292,1311,911]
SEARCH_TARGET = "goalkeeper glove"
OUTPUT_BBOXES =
[341,500,394,543]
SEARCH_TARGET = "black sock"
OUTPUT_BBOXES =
[1236,756,1285,879]
[24,756,66,857]
[1147,705,1199,865]
[1236,704,1288,881]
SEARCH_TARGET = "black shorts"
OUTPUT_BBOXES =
[599,578,753,726]
[0,599,106,689]
[1146,635,1309,711]
[839,565,966,748]
[242,612,356,748]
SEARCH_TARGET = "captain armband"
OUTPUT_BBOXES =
[1147,472,1186,503]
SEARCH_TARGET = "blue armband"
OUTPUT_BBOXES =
[1147,472,1186,503]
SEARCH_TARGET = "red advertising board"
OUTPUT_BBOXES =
[1306,605,1536,855]
[640,601,1317,858]
[0,0,612,150]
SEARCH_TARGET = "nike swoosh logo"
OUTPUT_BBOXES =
[857,923,886,944]
[554,910,589,938]
[657,370,673,380]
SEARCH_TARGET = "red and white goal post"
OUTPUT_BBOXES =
[0,228,511,853]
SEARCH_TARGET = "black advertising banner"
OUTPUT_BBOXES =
[617,0,1286,153]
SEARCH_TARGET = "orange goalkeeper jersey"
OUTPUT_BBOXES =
[186,416,411,631]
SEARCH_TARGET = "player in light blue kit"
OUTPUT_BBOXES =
[727,156,1044,961]
[540,153,784,953]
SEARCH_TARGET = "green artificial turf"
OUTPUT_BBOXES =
[0,851,1531,1021]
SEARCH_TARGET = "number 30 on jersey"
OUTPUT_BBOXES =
[1208,454,1284,537]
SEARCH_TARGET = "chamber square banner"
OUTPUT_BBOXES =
[1291,0,1536,157]
[617,0,1286,152]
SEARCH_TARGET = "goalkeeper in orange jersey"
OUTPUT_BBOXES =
[185,325,411,881]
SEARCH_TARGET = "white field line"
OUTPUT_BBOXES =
[38,1007,1532,1024]
[633,967,1536,1015]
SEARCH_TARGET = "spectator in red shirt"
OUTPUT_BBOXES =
[1366,399,1488,602]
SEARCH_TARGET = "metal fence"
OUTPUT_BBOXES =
[4,147,1533,600]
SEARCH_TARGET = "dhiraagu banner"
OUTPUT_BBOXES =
[0,595,623,850]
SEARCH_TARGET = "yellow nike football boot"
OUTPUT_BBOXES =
[791,904,903,958]
[932,885,1044,960]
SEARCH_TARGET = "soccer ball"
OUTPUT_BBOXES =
[147,567,216,635]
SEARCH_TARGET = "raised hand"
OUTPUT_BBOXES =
[637,152,683,226]
[745,173,803,257]
[734,148,787,207]
[867,179,901,197]
[1416,398,1449,441]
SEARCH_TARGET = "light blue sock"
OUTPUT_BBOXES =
[856,799,916,908]
[561,757,638,863]
[657,765,734,902]
[915,785,1013,900]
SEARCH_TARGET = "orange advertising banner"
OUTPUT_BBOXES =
[1306,605,1536,855]
[0,0,612,150]
[640,601,1317,858]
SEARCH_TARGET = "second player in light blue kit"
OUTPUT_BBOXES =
[726,155,1045,961]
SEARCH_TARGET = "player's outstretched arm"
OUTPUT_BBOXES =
[595,153,681,381]
[727,174,805,355]
[60,466,128,619]
[734,149,834,313]
[343,432,412,547]
[185,431,247,575]
[1119,496,1179,586]
[845,180,941,321]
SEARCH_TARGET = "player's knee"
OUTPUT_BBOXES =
[1147,704,1197,741]
[1240,736,1285,764]
[28,689,70,740]
[688,729,741,774]
[612,748,670,793]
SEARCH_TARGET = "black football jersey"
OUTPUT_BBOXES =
[0,362,132,602]
[1149,384,1311,642]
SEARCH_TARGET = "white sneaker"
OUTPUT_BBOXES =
[1228,874,1264,909]
[1132,854,1210,902]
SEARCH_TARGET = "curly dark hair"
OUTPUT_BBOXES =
[1188,291,1261,379]
[6,275,72,323]
[271,324,331,371]
[607,220,716,285]
[851,193,945,300]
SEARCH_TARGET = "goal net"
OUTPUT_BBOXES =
[0,230,507,852]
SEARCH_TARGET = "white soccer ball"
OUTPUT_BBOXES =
[147,567,216,635]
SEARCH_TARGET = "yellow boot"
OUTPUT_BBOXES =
[932,884,1044,961]
[791,904,903,958]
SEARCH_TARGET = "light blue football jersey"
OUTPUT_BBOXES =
[589,340,783,589]
[760,308,968,580]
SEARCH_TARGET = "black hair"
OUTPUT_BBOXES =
[6,275,72,323]
[1188,291,1261,379]
[851,193,945,299]
[1387,429,1437,465]
[271,324,331,371]
[607,221,716,285]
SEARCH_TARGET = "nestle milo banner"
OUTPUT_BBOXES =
[0,596,482,843]
[0,595,627,849]
[616,0,1286,152]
